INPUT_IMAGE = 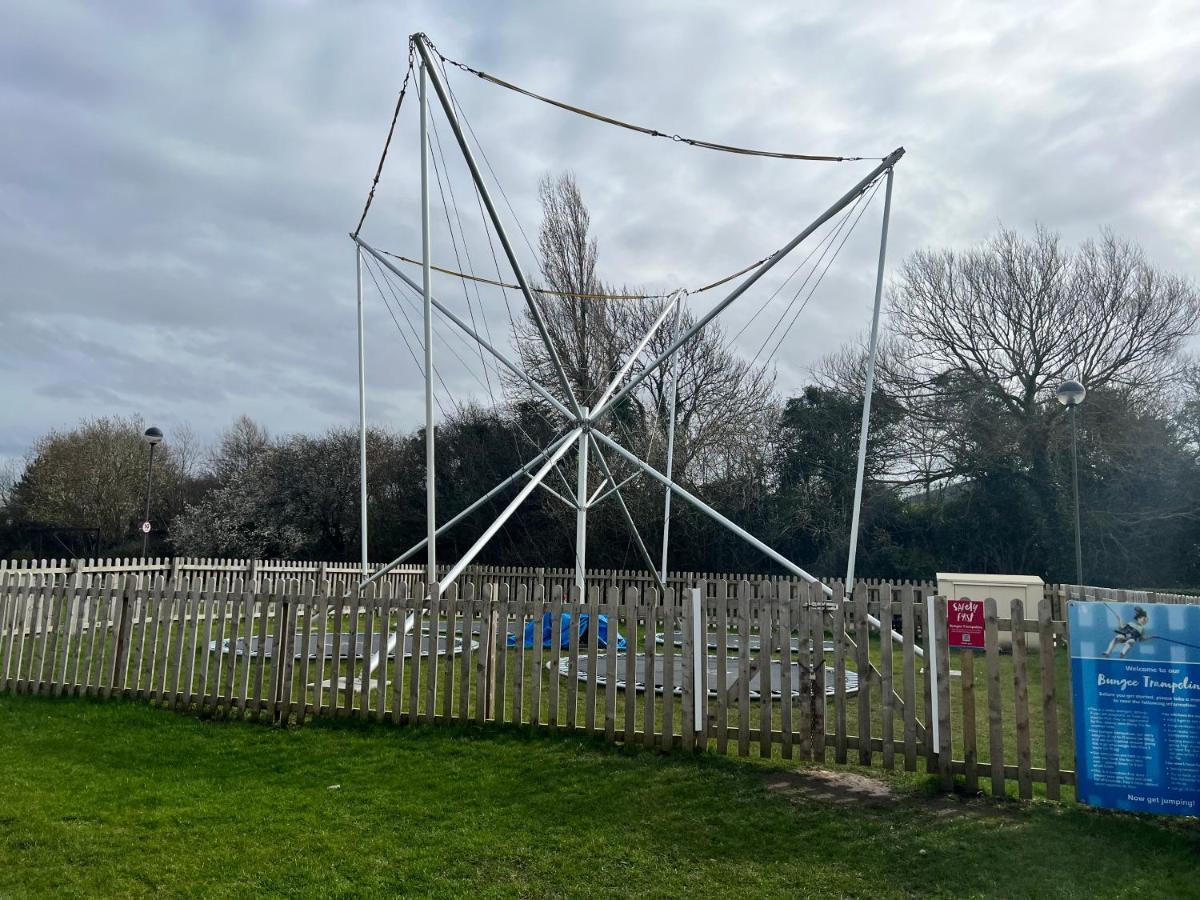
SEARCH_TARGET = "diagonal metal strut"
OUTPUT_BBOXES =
[414,34,584,421]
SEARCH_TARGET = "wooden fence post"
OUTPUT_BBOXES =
[933,596,953,790]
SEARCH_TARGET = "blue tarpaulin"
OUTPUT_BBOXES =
[507,612,627,650]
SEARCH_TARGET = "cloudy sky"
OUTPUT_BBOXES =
[2,1,1198,464]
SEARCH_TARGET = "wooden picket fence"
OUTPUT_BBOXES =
[1,568,1083,800]
[2,557,1194,614]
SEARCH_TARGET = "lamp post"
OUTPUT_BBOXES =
[1055,381,1086,588]
[141,426,163,558]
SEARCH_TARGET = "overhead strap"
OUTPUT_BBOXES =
[375,247,783,302]
[425,36,883,163]
[353,39,416,239]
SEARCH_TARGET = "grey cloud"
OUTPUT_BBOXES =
[2,0,1198,466]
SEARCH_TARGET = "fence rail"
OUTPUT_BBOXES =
[2,568,1085,800]
[2,556,1195,611]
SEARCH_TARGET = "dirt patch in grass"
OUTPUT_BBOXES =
[764,766,1027,822]
[765,767,898,806]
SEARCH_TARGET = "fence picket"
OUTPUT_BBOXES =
[1011,597,1033,800]
[1038,597,1061,800]
[442,582,457,723]
[779,584,793,760]
[961,630,978,793]
[663,587,675,751]
[934,596,953,790]
[252,585,271,716]
[425,585,440,724]
[832,594,848,764]
[714,580,729,755]
[494,584,509,726]
[345,584,362,717]
[984,597,1005,797]
[181,579,203,707]
[585,585,599,737]
[737,581,752,758]
[549,586,562,731]
[879,588,895,770]
[901,588,917,771]
[623,587,637,741]
[758,590,773,758]
[854,586,872,766]
[458,582,474,724]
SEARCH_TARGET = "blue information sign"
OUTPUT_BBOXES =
[1069,601,1200,815]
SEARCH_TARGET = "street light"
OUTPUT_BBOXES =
[1055,381,1086,589]
[141,426,164,558]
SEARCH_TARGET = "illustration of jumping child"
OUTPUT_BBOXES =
[1104,606,1149,657]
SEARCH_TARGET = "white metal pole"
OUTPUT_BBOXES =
[691,587,704,733]
[356,246,369,580]
[845,166,894,594]
[575,412,590,592]
[420,61,436,590]
[927,593,940,748]
[413,35,583,420]
[659,298,685,582]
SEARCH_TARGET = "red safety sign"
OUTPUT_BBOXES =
[947,597,985,650]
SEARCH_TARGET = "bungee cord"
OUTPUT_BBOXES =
[353,41,415,239]
[423,34,882,164]
[352,34,890,301]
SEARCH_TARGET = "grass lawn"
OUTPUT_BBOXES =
[1,695,1198,898]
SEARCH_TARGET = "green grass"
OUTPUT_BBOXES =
[2,695,1198,898]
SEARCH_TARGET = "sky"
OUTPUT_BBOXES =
[2,1,1198,466]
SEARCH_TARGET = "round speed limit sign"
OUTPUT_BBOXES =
[141,521,152,534]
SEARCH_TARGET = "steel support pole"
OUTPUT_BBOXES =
[439,428,583,592]
[359,430,575,589]
[575,412,590,592]
[659,298,685,582]
[1071,404,1083,587]
[413,34,583,420]
[420,62,437,590]
[595,148,905,421]
[356,246,369,579]
[845,166,894,592]
[354,237,574,423]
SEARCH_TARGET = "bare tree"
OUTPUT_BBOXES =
[512,171,776,493]
[890,226,1199,420]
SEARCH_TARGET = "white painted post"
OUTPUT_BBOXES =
[575,417,589,593]
[927,593,940,749]
[691,587,705,734]
[356,246,369,580]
